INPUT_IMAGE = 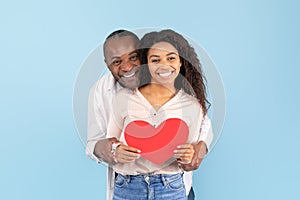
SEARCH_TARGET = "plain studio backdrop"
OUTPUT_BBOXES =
[0,0,299,199]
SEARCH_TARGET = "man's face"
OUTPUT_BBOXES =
[104,36,141,89]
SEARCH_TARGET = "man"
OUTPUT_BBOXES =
[86,29,213,200]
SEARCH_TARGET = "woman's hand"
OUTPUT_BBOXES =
[113,143,141,163]
[174,144,195,164]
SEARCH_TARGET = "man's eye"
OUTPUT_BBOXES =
[112,60,121,66]
[130,55,138,61]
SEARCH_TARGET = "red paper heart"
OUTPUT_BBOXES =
[124,118,188,165]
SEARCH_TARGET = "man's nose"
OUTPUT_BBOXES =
[120,60,133,71]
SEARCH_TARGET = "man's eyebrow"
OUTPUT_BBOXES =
[110,50,138,61]
[129,50,138,55]
[110,56,120,61]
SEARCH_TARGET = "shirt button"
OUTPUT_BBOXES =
[154,113,156,116]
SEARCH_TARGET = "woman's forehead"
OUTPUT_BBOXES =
[148,42,179,55]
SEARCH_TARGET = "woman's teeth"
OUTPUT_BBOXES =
[158,71,174,77]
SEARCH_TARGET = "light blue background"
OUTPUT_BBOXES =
[1,0,299,199]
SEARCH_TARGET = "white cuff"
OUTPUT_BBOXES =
[86,140,102,163]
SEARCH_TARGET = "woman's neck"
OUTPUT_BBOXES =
[143,83,176,97]
[139,83,177,111]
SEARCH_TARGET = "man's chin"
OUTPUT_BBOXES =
[118,77,140,89]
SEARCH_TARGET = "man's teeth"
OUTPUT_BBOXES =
[158,71,173,77]
[123,72,135,78]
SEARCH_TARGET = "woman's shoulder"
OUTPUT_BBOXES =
[179,90,199,104]
[179,90,203,112]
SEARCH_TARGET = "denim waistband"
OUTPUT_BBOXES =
[116,172,183,184]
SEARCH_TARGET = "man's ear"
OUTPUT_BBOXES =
[105,59,112,69]
[104,59,107,65]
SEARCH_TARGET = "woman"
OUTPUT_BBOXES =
[107,29,209,200]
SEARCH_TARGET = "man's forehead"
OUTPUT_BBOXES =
[105,36,138,60]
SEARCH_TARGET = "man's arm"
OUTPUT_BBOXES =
[179,115,213,171]
[93,137,118,164]
[86,81,117,164]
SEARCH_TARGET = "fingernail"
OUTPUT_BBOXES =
[173,150,178,153]
[177,145,181,148]
[137,150,141,153]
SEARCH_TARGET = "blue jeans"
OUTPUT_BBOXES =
[187,187,195,200]
[113,173,187,200]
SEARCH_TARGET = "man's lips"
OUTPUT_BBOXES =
[122,71,136,78]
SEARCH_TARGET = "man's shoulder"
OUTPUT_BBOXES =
[89,73,115,98]
[115,87,135,99]
[97,73,114,86]
[93,73,115,92]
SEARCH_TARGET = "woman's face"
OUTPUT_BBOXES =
[147,42,182,86]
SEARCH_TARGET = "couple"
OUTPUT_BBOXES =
[86,29,213,200]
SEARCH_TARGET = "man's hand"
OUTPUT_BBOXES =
[94,137,118,164]
[174,144,195,164]
[177,141,207,171]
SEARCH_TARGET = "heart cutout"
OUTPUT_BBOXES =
[124,118,188,165]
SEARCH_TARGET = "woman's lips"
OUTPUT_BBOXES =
[157,70,175,77]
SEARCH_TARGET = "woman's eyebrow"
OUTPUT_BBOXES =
[166,52,177,56]
[149,55,160,58]
[149,51,178,58]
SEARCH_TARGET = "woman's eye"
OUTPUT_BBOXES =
[151,59,159,63]
[168,57,176,61]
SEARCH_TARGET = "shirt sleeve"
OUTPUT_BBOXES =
[86,82,107,163]
[106,90,124,140]
[198,114,214,152]
[187,99,214,153]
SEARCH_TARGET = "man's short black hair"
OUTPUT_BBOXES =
[103,29,140,58]
[105,29,138,40]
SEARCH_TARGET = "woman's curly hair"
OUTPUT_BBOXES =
[138,29,210,116]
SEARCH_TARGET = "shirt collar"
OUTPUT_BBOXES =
[107,73,124,92]
[115,81,123,92]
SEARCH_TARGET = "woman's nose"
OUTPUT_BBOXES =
[159,59,171,67]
